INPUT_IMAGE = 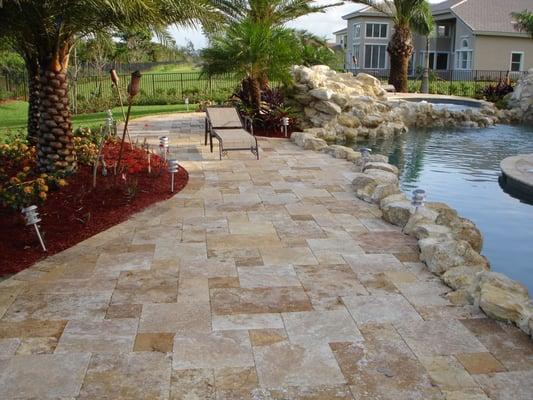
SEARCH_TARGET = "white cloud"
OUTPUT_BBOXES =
[170,0,444,49]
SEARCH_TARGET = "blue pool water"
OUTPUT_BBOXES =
[355,124,533,292]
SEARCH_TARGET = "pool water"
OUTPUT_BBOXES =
[353,124,533,292]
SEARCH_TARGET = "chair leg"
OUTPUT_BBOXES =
[219,143,222,160]
[210,134,213,153]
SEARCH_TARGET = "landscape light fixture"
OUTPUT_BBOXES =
[412,189,427,213]
[185,97,189,111]
[359,147,372,170]
[159,136,169,161]
[167,159,180,192]
[21,205,46,252]
[281,117,289,137]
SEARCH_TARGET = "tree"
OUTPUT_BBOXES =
[202,18,301,110]
[417,9,434,94]
[202,0,340,109]
[0,0,222,172]
[292,30,339,69]
[512,10,533,38]
[350,0,433,92]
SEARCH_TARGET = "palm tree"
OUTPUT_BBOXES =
[418,9,434,94]
[202,18,300,110]
[202,0,340,110]
[0,0,222,172]
[292,30,338,69]
[512,10,533,38]
[350,0,433,92]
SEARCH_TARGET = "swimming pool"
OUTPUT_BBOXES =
[352,124,533,292]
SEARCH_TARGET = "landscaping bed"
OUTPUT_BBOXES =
[0,141,188,276]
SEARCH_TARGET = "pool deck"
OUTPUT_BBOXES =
[501,153,533,198]
[0,113,532,399]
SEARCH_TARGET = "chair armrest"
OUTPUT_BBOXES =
[243,116,254,136]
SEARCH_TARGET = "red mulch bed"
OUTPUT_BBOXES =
[0,145,188,277]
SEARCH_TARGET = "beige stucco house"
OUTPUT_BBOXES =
[335,0,533,73]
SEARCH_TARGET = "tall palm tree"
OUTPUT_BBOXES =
[350,0,433,92]
[418,9,434,94]
[0,0,222,172]
[512,10,533,39]
[202,18,300,110]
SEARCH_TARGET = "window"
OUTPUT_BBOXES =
[510,52,523,72]
[364,44,387,69]
[354,23,361,39]
[437,25,450,38]
[343,35,347,49]
[419,51,449,70]
[353,45,360,67]
[461,39,469,48]
[456,51,472,70]
[365,23,387,38]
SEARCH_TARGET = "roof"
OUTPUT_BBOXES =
[340,0,532,36]
[449,0,532,35]
[333,28,347,35]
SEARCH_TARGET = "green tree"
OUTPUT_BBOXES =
[350,0,433,92]
[292,30,339,69]
[0,0,221,172]
[202,0,340,110]
[202,18,301,110]
[512,10,533,38]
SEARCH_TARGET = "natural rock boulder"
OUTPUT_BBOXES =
[363,162,399,175]
[442,265,484,291]
[475,272,530,329]
[448,217,484,253]
[419,238,489,276]
[382,200,413,227]
[324,145,353,159]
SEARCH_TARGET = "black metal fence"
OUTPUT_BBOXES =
[345,68,526,97]
[2,65,526,105]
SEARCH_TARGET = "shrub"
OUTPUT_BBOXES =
[0,141,67,209]
[72,127,100,165]
[478,81,514,103]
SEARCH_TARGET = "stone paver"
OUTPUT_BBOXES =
[0,112,532,398]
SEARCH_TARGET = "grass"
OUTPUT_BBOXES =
[0,101,196,141]
[147,63,201,74]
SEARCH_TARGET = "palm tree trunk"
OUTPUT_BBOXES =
[250,77,262,112]
[26,60,41,143]
[421,36,430,94]
[388,24,413,93]
[37,47,76,172]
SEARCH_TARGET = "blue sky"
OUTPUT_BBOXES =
[169,0,443,49]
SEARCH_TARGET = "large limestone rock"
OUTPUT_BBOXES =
[475,272,531,330]
[442,265,484,291]
[419,238,489,276]
[363,162,399,175]
[381,199,413,227]
[324,145,354,159]
[506,68,533,123]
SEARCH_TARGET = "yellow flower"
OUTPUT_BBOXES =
[36,178,45,185]
[39,185,49,192]
[58,179,67,187]
[23,166,31,173]
[9,177,20,185]
[40,173,48,179]
[39,191,47,200]
[23,186,32,194]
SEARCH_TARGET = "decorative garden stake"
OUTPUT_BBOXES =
[359,147,372,170]
[109,69,131,143]
[281,117,289,137]
[412,189,427,213]
[21,205,46,252]
[168,159,180,192]
[185,97,189,111]
[116,71,142,175]
[159,136,169,161]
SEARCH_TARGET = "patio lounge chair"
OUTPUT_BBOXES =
[205,106,259,160]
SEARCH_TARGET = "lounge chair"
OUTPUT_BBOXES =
[205,106,259,160]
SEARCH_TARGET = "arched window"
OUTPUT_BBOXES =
[462,39,469,48]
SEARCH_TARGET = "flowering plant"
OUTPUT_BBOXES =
[0,141,67,210]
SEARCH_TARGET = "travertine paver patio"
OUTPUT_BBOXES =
[0,112,532,399]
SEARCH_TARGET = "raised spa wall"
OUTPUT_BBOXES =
[288,65,533,338]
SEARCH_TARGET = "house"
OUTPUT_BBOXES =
[339,0,533,73]
[333,28,348,50]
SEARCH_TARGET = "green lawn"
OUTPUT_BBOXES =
[0,101,196,141]
[147,63,201,74]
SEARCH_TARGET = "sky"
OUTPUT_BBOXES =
[169,1,444,50]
